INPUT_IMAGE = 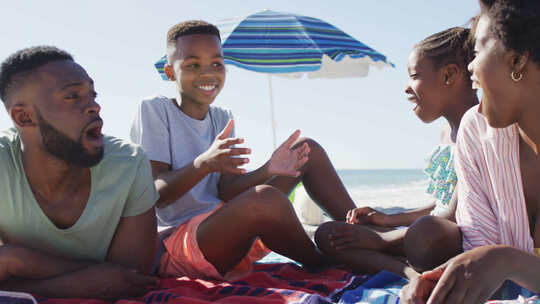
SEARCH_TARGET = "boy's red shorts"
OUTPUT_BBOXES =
[158,203,271,281]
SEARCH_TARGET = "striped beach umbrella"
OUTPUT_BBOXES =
[154,10,394,146]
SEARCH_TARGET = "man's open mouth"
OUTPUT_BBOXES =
[83,119,104,145]
[86,126,102,140]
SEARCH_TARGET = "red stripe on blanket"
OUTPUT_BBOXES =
[36,263,365,304]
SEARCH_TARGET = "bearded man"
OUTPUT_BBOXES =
[0,46,158,299]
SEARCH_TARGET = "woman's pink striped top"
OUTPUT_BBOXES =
[455,105,535,253]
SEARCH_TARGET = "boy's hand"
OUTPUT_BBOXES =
[195,120,251,174]
[266,130,310,177]
[346,207,389,226]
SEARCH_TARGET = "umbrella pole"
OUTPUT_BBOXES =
[267,74,277,149]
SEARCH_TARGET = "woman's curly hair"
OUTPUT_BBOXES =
[480,0,540,64]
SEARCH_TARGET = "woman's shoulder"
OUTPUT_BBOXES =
[459,105,517,144]
[456,105,492,146]
[461,105,486,132]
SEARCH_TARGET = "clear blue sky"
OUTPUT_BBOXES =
[0,0,480,169]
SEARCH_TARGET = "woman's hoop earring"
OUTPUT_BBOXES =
[511,71,523,82]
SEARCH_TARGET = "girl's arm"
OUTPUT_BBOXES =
[432,187,458,222]
[348,204,434,227]
[383,204,435,227]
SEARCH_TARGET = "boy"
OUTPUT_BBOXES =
[131,20,356,280]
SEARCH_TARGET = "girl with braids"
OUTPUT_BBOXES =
[315,27,478,280]
[401,0,540,303]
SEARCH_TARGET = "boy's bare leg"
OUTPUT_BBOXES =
[404,215,463,272]
[314,221,418,279]
[197,185,328,277]
[267,138,356,221]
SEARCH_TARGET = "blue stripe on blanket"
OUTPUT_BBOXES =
[259,252,538,303]
[495,281,538,301]
[337,271,406,304]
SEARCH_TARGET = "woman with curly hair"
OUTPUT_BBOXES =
[401,0,540,303]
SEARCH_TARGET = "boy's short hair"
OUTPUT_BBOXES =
[0,46,73,106]
[166,20,221,48]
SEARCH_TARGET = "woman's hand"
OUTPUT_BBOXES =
[401,245,515,304]
[400,273,439,304]
[425,245,512,304]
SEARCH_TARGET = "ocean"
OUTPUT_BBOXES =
[291,168,433,227]
[337,169,432,212]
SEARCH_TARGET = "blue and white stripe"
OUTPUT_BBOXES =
[155,10,393,79]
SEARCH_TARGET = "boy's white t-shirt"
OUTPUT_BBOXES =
[130,95,234,228]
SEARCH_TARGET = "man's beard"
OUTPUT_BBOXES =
[35,108,104,168]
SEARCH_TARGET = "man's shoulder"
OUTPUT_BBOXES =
[0,128,19,160]
[0,129,21,187]
[0,128,18,144]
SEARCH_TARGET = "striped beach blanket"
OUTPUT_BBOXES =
[34,263,372,304]
[5,263,538,304]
